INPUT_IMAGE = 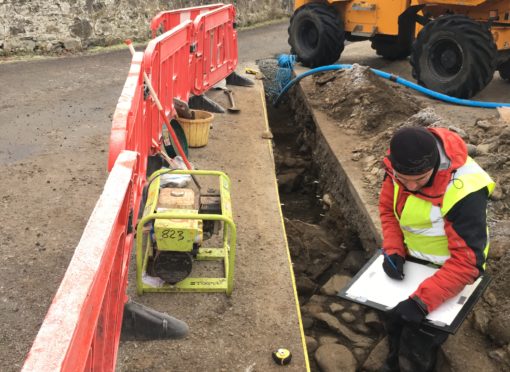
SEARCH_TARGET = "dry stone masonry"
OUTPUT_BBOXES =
[0,0,292,55]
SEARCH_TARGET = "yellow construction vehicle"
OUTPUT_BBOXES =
[289,0,510,98]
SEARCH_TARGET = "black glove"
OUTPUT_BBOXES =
[390,298,428,327]
[382,253,405,280]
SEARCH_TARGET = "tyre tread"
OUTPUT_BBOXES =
[410,15,496,98]
[288,3,344,67]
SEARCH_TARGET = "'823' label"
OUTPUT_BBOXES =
[161,229,185,241]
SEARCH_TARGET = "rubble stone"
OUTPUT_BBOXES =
[63,38,82,51]
[306,336,318,353]
[466,143,477,157]
[476,120,491,130]
[318,335,340,345]
[323,193,333,209]
[314,313,372,347]
[320,275,351,296]
[472,307,490,334]
[354,323,371,335]
[488,313,510,345]
[277,170,304,192]
[364,311,380,326]
[342,250,366,274]
[296,276,317,296]
[302,316,314,330]
[315,343,357,372]
[341,312,356,323]
[484,291,498,307]
[302,302,325,317]
[329,303,345,314]
[362,337,389,371]
[352,347,366,362]
[309,294,329,304]
[488,345,510,367]
[476,143,491,155]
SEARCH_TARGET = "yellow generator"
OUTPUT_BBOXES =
[136,169,237,295]
[289,0,510,98]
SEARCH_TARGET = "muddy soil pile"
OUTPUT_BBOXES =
[308,65,422,133]
[305,66,510,371]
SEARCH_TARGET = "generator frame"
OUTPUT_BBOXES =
[136,169,237,296]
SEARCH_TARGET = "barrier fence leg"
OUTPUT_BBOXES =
[188,94,226,113]
[226,71,254,87]
[121,300,189,341]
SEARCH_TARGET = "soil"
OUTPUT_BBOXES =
[311,65,421,133]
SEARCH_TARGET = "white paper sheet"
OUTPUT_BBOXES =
[344,255,482,326]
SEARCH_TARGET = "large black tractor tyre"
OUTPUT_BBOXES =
[498,59,510,81]
[410,15,497,99]
[288,3,345,68]
[371,35,411,60]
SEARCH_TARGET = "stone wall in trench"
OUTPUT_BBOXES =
[0,0,293,55]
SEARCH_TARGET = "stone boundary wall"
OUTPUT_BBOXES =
[0,0,293,55]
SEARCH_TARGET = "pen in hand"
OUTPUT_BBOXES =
[381,249,405,280]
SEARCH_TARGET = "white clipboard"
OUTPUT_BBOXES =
[338,253,491,334]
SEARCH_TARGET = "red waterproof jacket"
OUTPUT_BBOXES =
[380,127,489,312]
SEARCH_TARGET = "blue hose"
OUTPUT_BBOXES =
[273,63,510,109]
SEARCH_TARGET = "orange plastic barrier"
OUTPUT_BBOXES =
[191,4,238,94]
[109,51,148,169]
[109,4,238,172]
[22,151,138,372]
[150,3,224,38]
[144,21,194,144]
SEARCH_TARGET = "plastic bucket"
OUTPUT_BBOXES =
[176,110,214,148]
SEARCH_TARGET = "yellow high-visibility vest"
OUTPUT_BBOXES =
[393,157,495,266]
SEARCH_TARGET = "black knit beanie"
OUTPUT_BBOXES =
[389,127,439,175]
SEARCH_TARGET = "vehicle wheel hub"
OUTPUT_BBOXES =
[430,39,462,78]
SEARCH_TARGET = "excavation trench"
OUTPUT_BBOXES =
[259,60,510,371]
[261,61,387,371]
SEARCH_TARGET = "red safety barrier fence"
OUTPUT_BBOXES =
[24,3,238,370]
[22,150,138,372]
[109,3,237,171]
[144,21,194,143]
[108,52,148,171]
[191,4,238,94]
[150,3,224,38]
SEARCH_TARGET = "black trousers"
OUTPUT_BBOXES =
[385,317,449,372]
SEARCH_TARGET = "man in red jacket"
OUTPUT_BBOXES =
[379,126,494,372]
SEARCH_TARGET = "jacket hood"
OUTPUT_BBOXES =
[382,127,468,205]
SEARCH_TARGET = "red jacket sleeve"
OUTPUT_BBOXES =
[411,188,488,312]
[379,175,406,257]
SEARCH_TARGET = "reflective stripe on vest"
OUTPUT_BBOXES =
[393,157,495,266]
